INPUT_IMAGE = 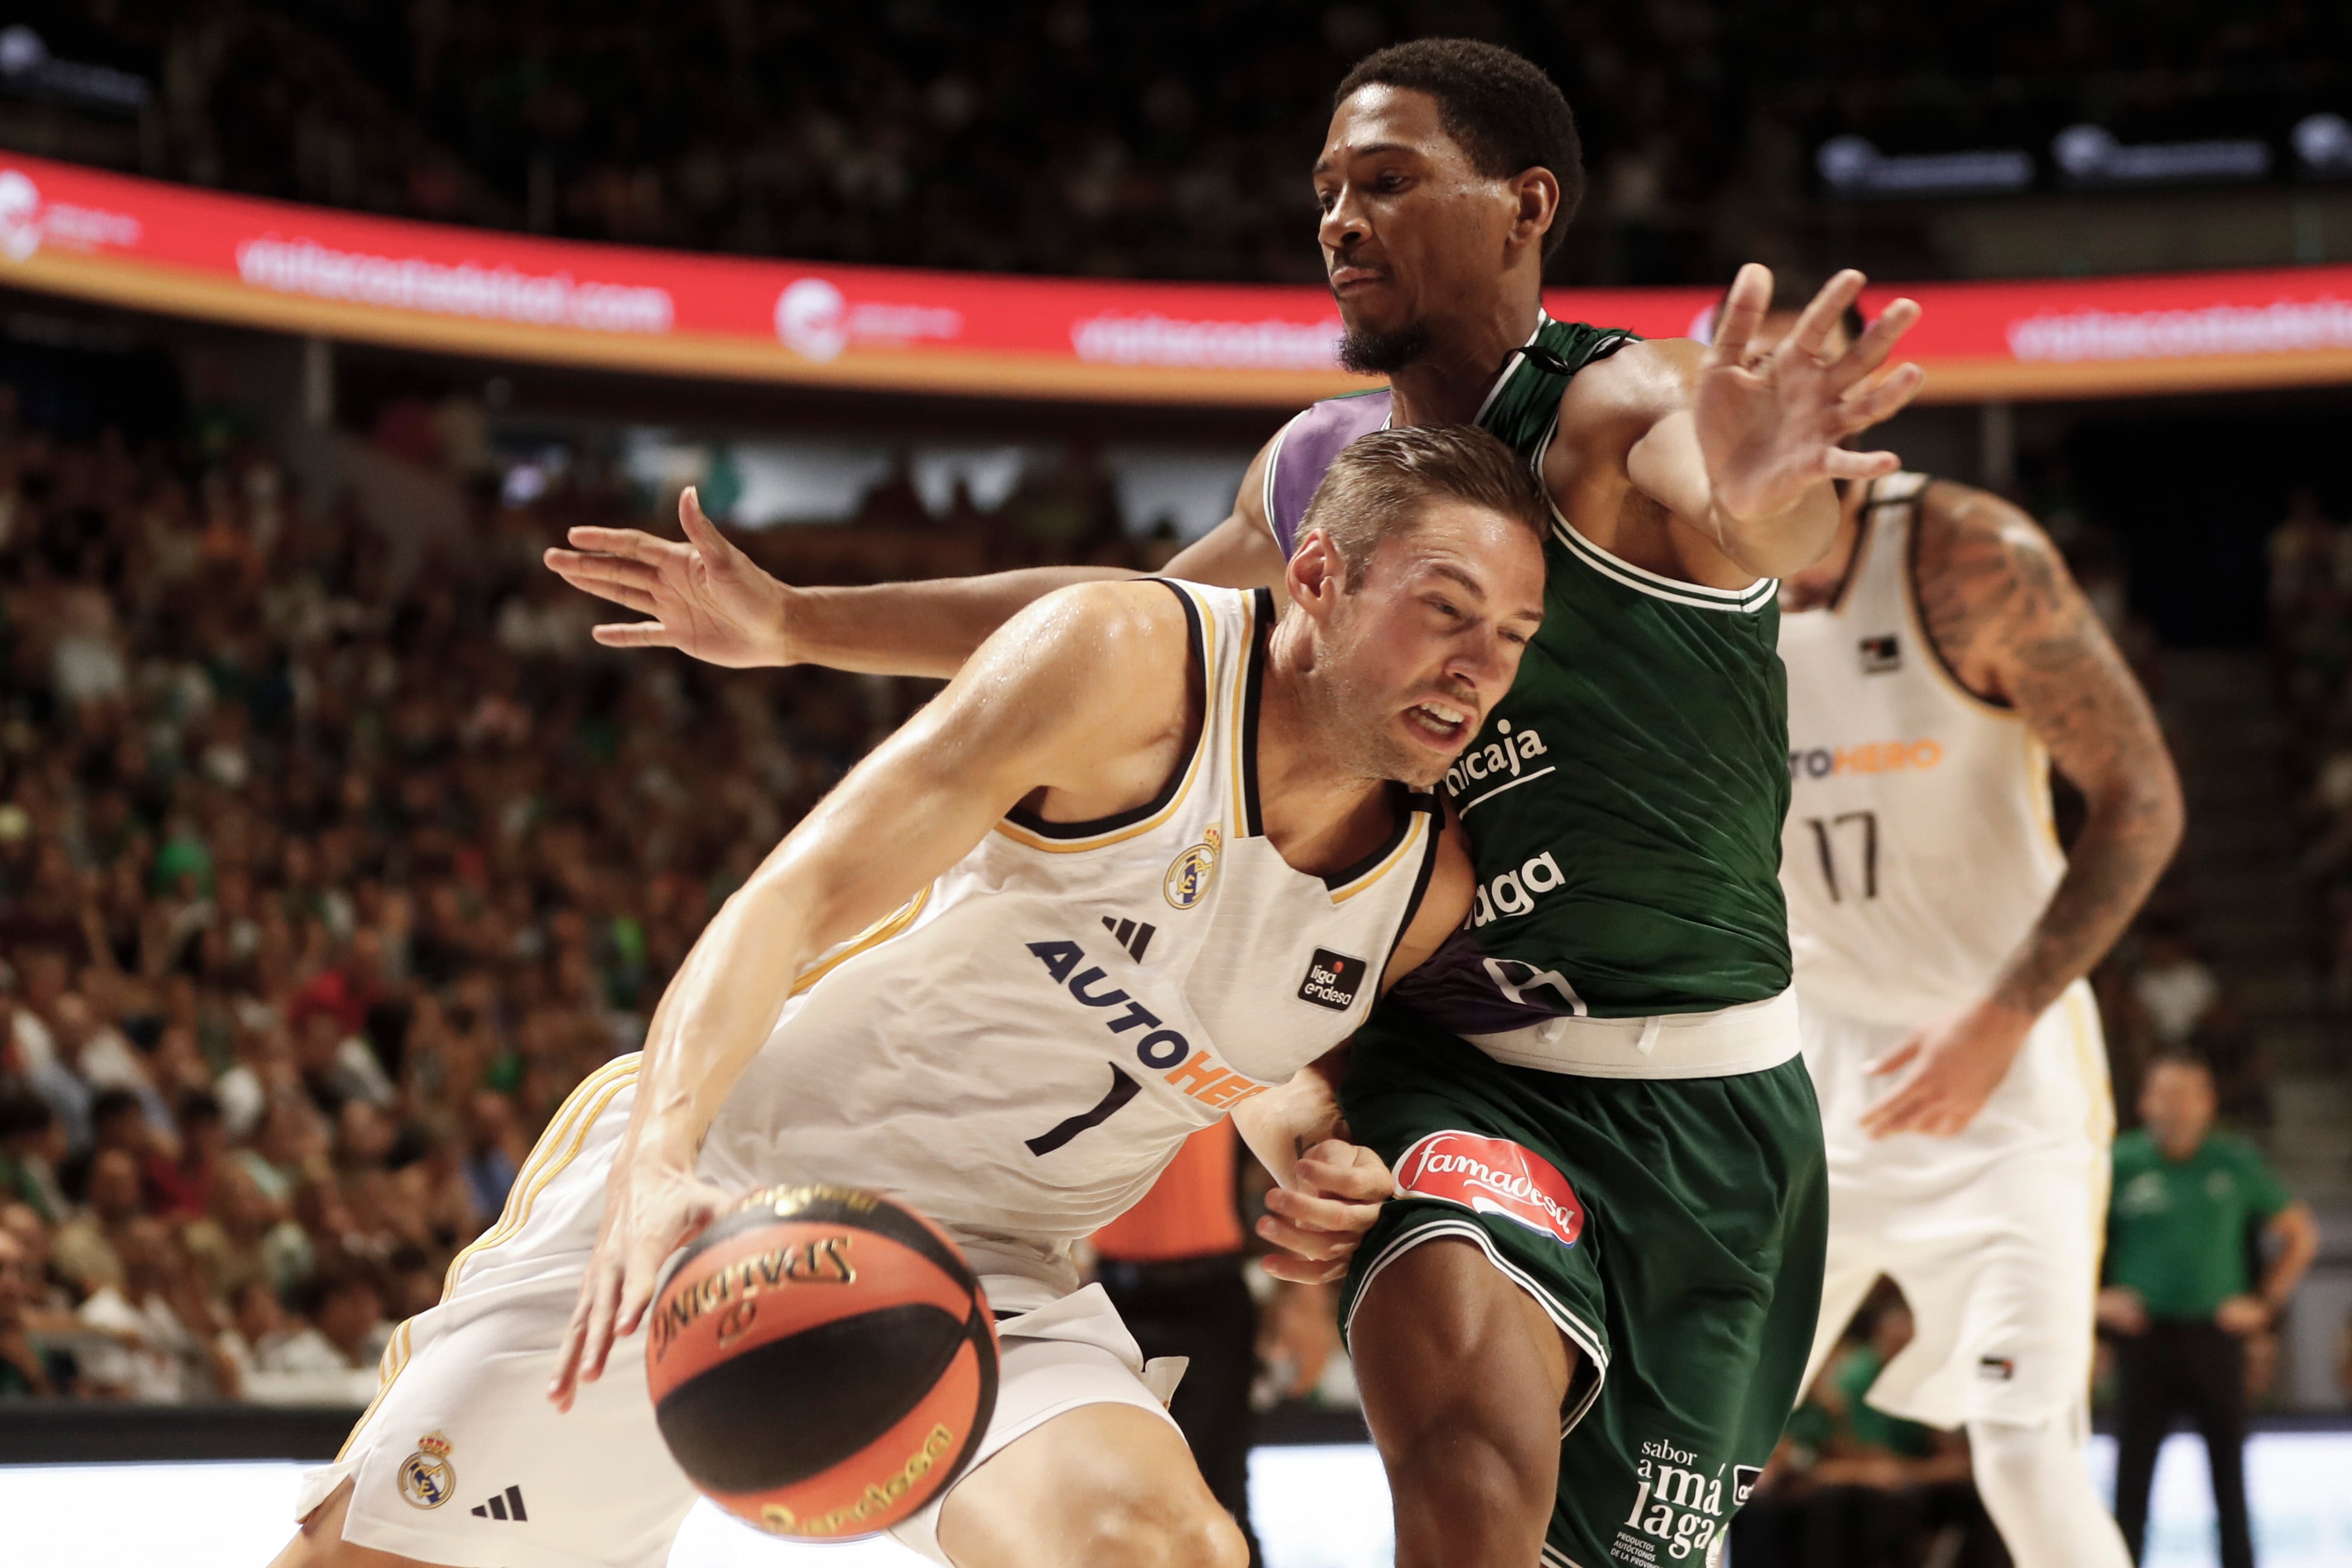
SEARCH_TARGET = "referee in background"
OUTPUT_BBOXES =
[2098,1054,2318,1568]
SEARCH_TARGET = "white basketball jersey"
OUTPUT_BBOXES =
[1778,475,2068,1027]
[701,582,1442,1281]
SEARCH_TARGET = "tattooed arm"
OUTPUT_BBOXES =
[1862,481,2184,1138]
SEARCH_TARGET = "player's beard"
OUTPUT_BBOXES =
[1317,627,1465,791]
[1338,318,1431,376]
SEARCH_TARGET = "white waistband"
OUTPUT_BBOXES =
[1462,989,1801,1080]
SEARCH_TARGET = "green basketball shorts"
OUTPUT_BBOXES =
[1337,1015,1826,1568]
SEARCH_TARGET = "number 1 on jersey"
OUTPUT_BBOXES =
[1025,1063,1141,1156]
[1803,810,1879,901]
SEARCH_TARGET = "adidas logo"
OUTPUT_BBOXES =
[469,1484,528,1521]
[1101,916,1156,962]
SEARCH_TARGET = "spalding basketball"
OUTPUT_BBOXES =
[645,1183,998,1540]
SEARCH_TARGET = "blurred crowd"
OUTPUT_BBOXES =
[10,1,2352,284]
[1734,1288,1996,1568]
[0,388,1045,1402]
[2271,488,2352,1013]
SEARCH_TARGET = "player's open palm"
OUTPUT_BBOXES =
[548,1151,735,1410]
[1696,264,1925,524]
[544,484,793,667]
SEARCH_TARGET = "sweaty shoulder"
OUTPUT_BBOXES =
[976,579,1206,818]
[1007,577,1197,707]
[1554,336,1700,436]
[1916,478,2059,575]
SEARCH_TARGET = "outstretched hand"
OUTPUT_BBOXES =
[1697,264,1925,526]
[544,485,795,667]
[547,1153,737,1411]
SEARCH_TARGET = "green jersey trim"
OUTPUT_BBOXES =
[1528,419,1780,615]
[1471,311,1560,425]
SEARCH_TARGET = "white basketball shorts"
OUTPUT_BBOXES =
[296,1059,1181,1568]
[1797,980,2115,1429]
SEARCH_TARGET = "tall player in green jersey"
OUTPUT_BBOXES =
[548,40,1922,1568]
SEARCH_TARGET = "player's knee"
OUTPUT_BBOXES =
[1389,1417,1554,1536]
[1968,1418,2043,1492]
[1968,1415,2081,1510]
[1072,1487,1246,1568]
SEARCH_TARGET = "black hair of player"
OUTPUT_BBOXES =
[1709,275,1867,352]
[1334,38,1584,261]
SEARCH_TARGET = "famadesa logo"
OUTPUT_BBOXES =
[1394,1131,1583,1248]
[1788,736,1943,780]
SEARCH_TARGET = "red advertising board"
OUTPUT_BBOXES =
[1,151,2348,405]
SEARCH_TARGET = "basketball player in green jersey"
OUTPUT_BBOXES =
[549,40,1923,1568]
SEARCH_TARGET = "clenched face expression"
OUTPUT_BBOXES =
[1310,501,1548,788]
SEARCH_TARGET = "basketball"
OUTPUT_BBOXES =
[643,1184,999,1541]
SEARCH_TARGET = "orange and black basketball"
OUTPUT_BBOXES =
[645,1184,998,1540]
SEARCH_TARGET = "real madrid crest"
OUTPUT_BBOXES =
[1164,825,1220,911]
[397,1431,457,1510]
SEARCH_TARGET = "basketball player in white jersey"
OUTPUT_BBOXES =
[272,425,1547,1568]
[1758,301,2184,1568]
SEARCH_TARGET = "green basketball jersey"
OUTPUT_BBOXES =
[1265,317,1792,1020]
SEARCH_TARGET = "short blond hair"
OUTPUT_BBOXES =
[1299,424,1550,587]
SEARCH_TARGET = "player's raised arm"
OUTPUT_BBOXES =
[545,436,1287,678]
[1619,265,1925,580]
[1861,488,2184,1138]
[548,579,1194,1403]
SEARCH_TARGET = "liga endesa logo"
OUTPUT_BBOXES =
[1394,1131,1584,1248]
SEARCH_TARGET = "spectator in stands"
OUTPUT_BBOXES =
[0,351,1044,1423]
[0,1087,68,1223]
[460,1088,522,1218]
[50,1146,144,1296]
[2128,927,2224,1050]
[150,1089,227,1220]
[183,1160,308,1302]
[73,1214,229,1401]
[1733,1293,1991,1568]
[2099,1054,2320,1568]
[0,1221,53,1397]
[2266,488,2342,628]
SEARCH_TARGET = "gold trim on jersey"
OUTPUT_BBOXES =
[2064,982,2115,1411]
[992,582,1221,854]
[339,1054,643,1463]
[1826,476,1895,616]
[1894,479,2023,723]
[1329,812,1430,904]
[2025,738,2068,870]
[788,886,932,994]
[1225,585,1259,845]
[437,1056,642,1299]
[336,1318,413,1464]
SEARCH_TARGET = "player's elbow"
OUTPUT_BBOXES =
[2087,756,2184,866]
[2138,759,2187,863]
